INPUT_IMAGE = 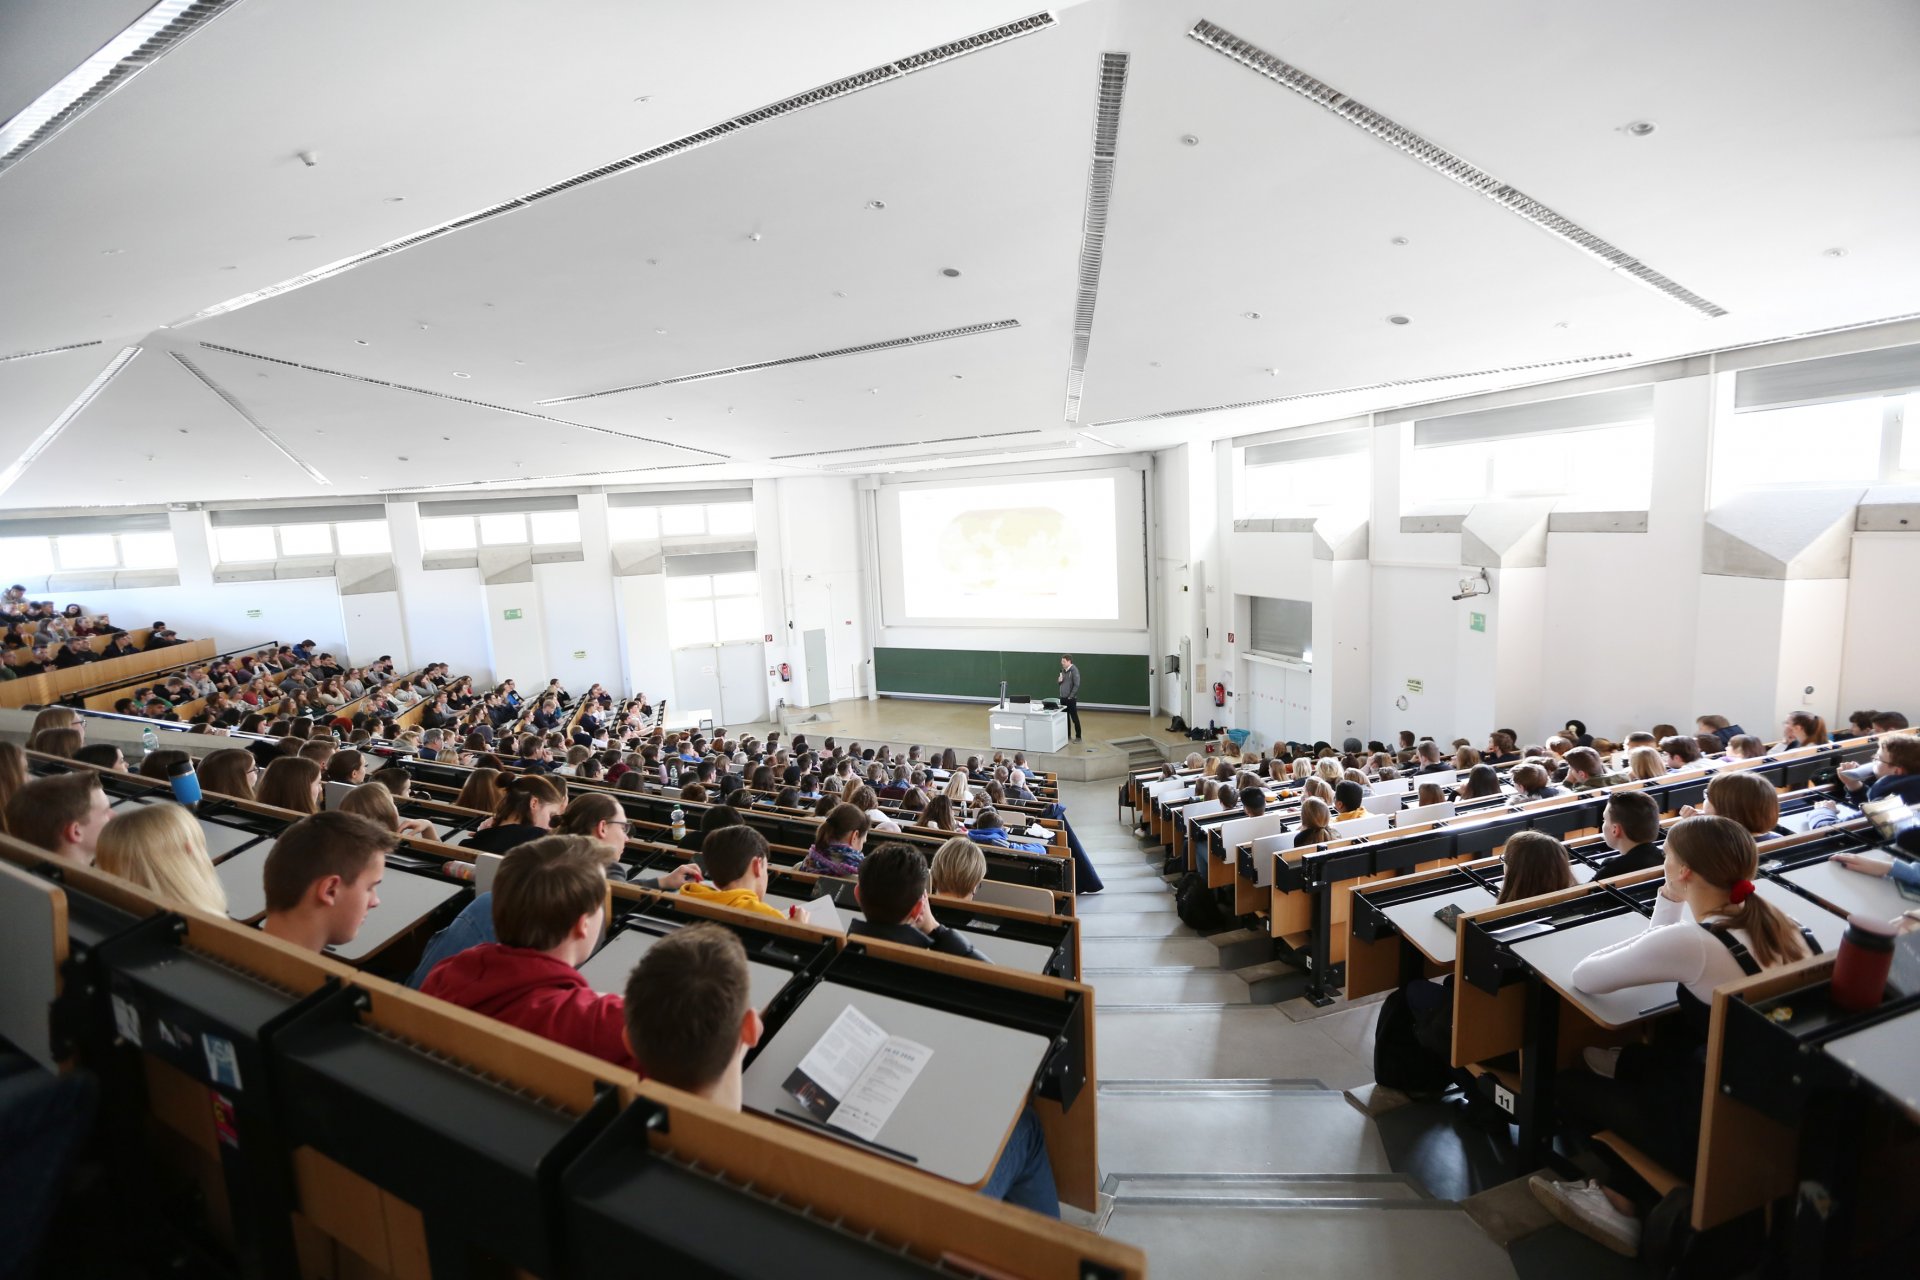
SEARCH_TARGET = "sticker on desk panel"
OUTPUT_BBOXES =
[211,1092,240,1148]
[202,1033,243,1090]
[111,993,144,1047]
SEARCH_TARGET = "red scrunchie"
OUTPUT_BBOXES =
[1727,878,1756,905]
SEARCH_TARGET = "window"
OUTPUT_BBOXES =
[1712,392,1915,499]
[1403,421,1654,509]
[659,505,706,537]
[666,572,762,648]
[211,516,391,563]
[420,516,476,552]
[1237,450,1370,519]
[0,528,179,573]
[478,513,527,546]
[528,510,581,544]
[607,506,659,542]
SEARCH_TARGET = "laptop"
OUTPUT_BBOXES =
[473,851,506,895]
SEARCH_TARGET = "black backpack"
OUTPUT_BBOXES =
[1371,986,1457,1095]
[1173,872,1231,933]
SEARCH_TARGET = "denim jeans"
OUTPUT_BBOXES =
[1042,803,1104,893]
[979,1106,1059,1217]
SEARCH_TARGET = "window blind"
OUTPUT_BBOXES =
[1414,385,1654,448]
[1248,597,1312,660]
[0,512,170,536]
[607,487,751,508]
[663,550,756,577]
[418,495,579,517]
[1244,432,1369,467]
[207,503,385,526]
[1734,342,1920,412]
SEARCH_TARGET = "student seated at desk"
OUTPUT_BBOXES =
[968,808,1045,856]
[846,843,1060,1217]
[5,771,111,866]
[1595,791,1663,877]
[1564,747,1625,792]
[931,837,987,900]
[622,923,762,1108]
[337,782,437,842]
[679,825,787,920]
[257,756,323,814]
[1679,770,1779,836]
[1723,734,1765,761]
[1293,797,1335,847]
[420,836,639,1071]
[802,803,870,876]
[849,844,987,961]
[1332,781,1366,822]
[261,813,396,953]
[1373,833,1576,1094]
[463,774,567,853]
[96,803,227,915]
[1534,816,1811,1257]
[1815,732,1920,827]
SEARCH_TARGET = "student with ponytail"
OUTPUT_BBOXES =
[1531,816,1812,1255]
[462,773,566,853]
[1780,710,1829,748]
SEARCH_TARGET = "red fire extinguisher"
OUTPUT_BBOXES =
[779,663,792,682]
[1212,681,1226,707]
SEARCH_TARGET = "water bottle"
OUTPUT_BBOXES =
[670,805,686,842]
[1831,914,1896,1013]
[166,758,202,808]
[141,727,159,761]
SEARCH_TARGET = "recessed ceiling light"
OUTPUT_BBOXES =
[868,388,880,395]
[354,339,369,346]
[1148,361,1161,367]
[383,196,405,203]
[1390,236,1410,246]
[633,95,652,103]
[1388,314,1412,325]
[219,265,237,270]
[1265,367,1279,377]
[101,248,124,256]
[645,258,659,266]
[452,372,470,379]
[1180,134,1200,146]
[832,290,847,299]
[177,428,189,434]
[654,327,667,335]
[1241,311,1261,320]
[1823,247,1849,258]
[441,436,451,441]
[288,233,317,241]
[951,374,964,380]
[397,456,409,462]
[941,267,962,278]
[1625,120,1657,137]
[664,416,674,422]
[748,232,762,242]
[1555,320,1573,329]
[865,200,886,210]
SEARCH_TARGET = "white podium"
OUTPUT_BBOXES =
[988,703,1069,753]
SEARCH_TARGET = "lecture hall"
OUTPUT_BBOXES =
[2,2,1918,1278]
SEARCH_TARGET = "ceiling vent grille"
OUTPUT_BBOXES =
[538,319,1020,405]
[820,440,1068,472]
[0,345,141,495]
[175,12,1056,326]
[1095,353,1633,425]
[0,340,105,363]
[1187,20,1727,319]
[771,429,1044,462]
[0,0,242,177]
[1064,52,1130,425]
[195,342,729,459]
[380,461,721,495]
[170,352,330,485]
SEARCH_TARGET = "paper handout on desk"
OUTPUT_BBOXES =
[783,1005,933,1144]
[788,895,844,932]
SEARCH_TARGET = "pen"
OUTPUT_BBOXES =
[1637,1000,1678,1017]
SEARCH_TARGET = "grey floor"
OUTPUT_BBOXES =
[1065,779,1528,1279]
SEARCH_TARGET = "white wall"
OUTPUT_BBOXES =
[1841,534,1920,721]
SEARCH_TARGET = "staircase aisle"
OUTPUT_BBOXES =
[1058,779,1521,1278]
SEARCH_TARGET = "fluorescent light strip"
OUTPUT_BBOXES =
[380,462,721,494]
[169,352,329,485]
[1187,20,1727,319]
[771,429,1043,462]
[195,342,729,459]
[174,12,1056,326]
[0,0,244,176]
[0,340,105,363]
[1064,52,1130,424]
[0,345,141,495]
[1095,353,1634,425]
[538,319,1020,405]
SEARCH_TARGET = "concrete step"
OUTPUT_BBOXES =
[1102,1200,1517,1280]
[1075,890,1177,915]
[1207,927,1276,971]
[1082,937,1223,970]
[1083,971,1251,1006]
[1078,912,1194,938]
[1105,1171,1430,1204]
[1093,1006,1373,1088]
[1096,1082,1391,1176]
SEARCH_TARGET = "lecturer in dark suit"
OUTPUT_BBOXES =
[1057,655,1082,742]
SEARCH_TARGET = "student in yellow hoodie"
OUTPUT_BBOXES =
[679,825,792,920]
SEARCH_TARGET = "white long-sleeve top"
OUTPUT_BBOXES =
[1570,895,1756,1003]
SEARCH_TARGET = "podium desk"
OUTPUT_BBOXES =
[988,703,1067,754]
[741,978,1050,1187]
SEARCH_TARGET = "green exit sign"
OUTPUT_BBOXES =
[1470,611,1486,632]
[503,608,522,621]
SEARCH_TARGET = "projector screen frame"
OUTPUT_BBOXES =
[874,464,1148,633]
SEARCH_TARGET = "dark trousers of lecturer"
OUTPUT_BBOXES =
[1063,698,1081,741]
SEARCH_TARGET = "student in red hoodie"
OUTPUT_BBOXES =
[420,835,636,1070]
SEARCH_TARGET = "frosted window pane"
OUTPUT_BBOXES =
[214,526,277,563]
[0,536,54,576]
[670,602,715,647]
[713,597,761,642]
[420,517,475,551]
[706,503,754,535]
[1717,399,1882,494]
[478,513,527,545]
[659,505,705,536]
[278,523,333,557]
[335,522,391,555]
[608,507,659,541]
[529,510,580,544]
[118,531,177,569]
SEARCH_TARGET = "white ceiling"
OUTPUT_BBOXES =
[3,0,1918,507]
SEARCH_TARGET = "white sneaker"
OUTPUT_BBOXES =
[1582,1046,1623,1079]
[1529,1176,1641,1257]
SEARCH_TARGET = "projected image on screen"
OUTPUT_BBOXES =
[899,476,1120,621]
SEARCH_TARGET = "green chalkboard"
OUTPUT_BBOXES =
[874,647,1148,708]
